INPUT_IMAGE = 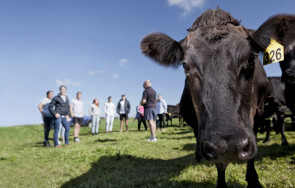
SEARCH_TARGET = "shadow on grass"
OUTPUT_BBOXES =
[255,143,295,161]
[61,153,245,188]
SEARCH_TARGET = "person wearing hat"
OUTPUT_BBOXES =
[104,96,116,133]
[117,94,131,132]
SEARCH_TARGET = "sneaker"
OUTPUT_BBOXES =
[147,137,157,142]
[55,145,62,148]
[74,138,81,143]
[92,133,94,135]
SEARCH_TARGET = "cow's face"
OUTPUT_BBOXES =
[141,9,294,163]
[181,26,259,162]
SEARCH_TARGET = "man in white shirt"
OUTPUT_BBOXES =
[156,94,167,131]
[70,92,84,142]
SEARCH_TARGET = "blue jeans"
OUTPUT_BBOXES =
[53,116,70,146]
[43,116,53,142]
[92,116,100,133]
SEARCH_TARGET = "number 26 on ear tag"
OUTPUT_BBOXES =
[263,39,284,65]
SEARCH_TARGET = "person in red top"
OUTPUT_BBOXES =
[135,102,147,131]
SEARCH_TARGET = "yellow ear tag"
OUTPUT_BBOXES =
[263,39,284,65]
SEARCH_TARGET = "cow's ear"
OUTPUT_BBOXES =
[251,14,295,52]
[140,33,184,67]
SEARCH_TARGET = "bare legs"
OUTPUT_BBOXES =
[120,119,128,132]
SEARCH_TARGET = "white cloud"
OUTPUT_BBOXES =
[119,58,128,67]
[56,79,82,86]
[88,70,103,76]
[167,0,204,15]
[112,72,119,79]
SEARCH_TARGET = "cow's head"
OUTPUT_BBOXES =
[141,9,293,163]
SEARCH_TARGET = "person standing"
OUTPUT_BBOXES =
[117,94,131,132]
[38,91,54,147]
[156,94,167,131]
[49,85,71,148]
[89,98,101,135]
[70,92,84,143]
[135,102,147,131]
[104,96,116,133]
[141,80,157,142]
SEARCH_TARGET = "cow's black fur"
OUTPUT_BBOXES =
[141,8,294,187]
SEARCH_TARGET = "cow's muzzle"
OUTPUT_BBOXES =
[201,138,255,162]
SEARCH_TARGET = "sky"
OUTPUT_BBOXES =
[0,0,294,126]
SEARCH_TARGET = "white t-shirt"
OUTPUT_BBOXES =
[41,98,52,117]
[104,102,116,116]
[119,100,125,114]
[70,98,84,118]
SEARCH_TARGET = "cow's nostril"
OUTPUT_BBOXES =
[202,141,218,160]
[242,142,250,153]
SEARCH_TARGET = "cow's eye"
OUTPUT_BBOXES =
[182,62,191,73]
[248,53,256,67]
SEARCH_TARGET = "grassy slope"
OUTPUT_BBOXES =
[0,119,295,188]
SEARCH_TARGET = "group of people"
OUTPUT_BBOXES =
[38,80,166,147]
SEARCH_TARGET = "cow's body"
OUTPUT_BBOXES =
[141,8,295,187]
[259,77,288,145]
[165,104,183,126]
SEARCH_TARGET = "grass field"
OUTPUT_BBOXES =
[0,118,295,188]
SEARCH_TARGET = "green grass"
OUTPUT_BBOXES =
[0,118,295,188]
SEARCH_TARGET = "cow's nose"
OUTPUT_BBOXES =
[201,138,253,161]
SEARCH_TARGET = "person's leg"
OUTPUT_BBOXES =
[159,114,163,130]
[43,117,51,144]
[105,116,110,132]
[143,118,147,130]
[138,117,141,130]
[61,126,65,143]
[92,116,96,134]
[110,116,114,132]
[161,113,166,131]
[53,118,61,146]
[125,116,128,132]
[96,117,100,134]
[62,117,70,145]
[120,117,123,132]
[148,119,156,138]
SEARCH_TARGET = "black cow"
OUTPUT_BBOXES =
[165,104,184,126]
[259,77,288,145]
[141,8,295,187]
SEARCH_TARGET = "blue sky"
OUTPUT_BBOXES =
[0,0,294,126]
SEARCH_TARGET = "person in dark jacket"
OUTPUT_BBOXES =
[117,94,131,132]
[49,85,71,148]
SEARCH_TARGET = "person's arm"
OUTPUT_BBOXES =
[127,100,131,114]
[49,97,57,117]
[116,102,120,114]
[163,100,167,113]
[104,103,107,114]
[141,90,147,104]
[89,105,94,116]
[66,97,72,118]
[38,103,44,114]
[69,100,74,117]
